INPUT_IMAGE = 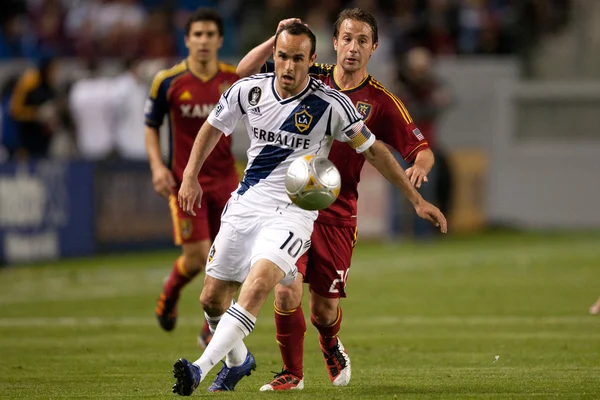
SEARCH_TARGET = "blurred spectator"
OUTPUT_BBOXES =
[304,8,336,62]
[112,58,148,160]
[0,1,38,59]
[65,0,146,58]
[29,0,70,56]
[68,58,117,160]
[237,0,301,55]
[138,8,177,59]
[1,74,21,160]
[9,56,60,159]
[392,47,453,239]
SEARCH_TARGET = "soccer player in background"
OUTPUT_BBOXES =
[236,8,437,390]
[171,22,446,396]
[144,8,239,347]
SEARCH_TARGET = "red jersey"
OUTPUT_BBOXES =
[145,60,239,188]
[309,63,429,227]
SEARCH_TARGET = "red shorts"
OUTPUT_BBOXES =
[168,174,238,245]
[297,222,358,298]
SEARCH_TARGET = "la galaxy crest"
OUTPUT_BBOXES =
[208,244,216,263]
[294,109,313,133]
[356,101,373,122]
[248,87,262,106]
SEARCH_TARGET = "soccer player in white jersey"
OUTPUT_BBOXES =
[171,22,447,396]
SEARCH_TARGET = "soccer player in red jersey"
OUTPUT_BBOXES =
[144,8,239,346]
[237,9,439,390]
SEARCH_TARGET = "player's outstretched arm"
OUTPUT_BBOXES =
[363,140,447,233]
[178,122,223,216]
[236,18,302,77]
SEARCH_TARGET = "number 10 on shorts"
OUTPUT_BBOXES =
[280,231,305,258]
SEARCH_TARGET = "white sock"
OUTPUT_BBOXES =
[194,303,256,380]
[204,301,249,367]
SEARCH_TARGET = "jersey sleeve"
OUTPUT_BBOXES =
[206,80,245,136]
[328,90,376,153]
[260,62,274,73]
[378,95,429,162]
[260,62,334,76]
[144,71,169,128]
[309,63,334,77]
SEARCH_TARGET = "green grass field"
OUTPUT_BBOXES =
[1,231,599,399]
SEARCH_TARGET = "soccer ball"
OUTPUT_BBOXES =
[285,155,341,211]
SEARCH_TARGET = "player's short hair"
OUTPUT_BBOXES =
[275,22,317,57]
[185,7,224,37]
[334,8,379,45]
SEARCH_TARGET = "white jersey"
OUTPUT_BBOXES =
[207,72,375,214]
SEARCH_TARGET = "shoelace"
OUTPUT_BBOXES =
[270,369,295,384]
[324,345,347,371]
[212,362,231,387]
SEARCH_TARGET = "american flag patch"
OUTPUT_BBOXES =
[413,128,425,141]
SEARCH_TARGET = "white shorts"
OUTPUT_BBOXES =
[206,196,314,286]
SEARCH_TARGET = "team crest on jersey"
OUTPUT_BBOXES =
[356,101,373,121]
[294,109,313,133]
[219,81,232,95]
[248,87,262,106]
[180,219,192,239]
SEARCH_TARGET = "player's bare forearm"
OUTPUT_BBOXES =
[183,122,223,179]
[363,140,423,207]
[413,148,434,175]
[236,37,275,77]
[144,126,164,171]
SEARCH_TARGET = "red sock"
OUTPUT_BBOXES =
[274,302,306,379]
[163,256,199,298]
[311,306,342,350]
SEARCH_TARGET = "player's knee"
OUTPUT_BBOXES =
[310,295,339,326]
[199,288,228,316]
[274,283,302,310]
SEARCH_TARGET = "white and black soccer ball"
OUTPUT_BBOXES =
[285,155,341,211]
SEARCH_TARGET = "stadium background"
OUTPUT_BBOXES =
[1,1,600,398]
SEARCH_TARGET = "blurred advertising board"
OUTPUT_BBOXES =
[0,160,95,264]
[94,160,173,251]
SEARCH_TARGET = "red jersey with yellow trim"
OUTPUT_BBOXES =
[309,63,429,227]
[145,60,239,188]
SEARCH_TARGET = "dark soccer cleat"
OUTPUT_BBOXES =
[172,358,201,396]
[155,291,178,331]
[259,369,304,391]
[207,351,256,392]
[321,337,351,386]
